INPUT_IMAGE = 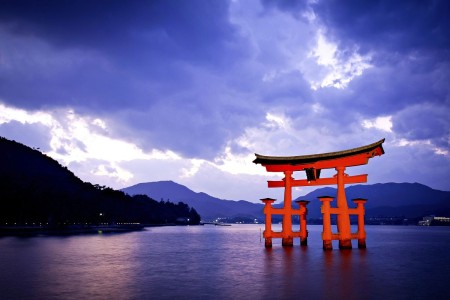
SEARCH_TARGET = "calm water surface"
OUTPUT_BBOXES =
[1,224,449,300]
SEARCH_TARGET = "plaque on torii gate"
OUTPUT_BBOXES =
[254,139,385,250]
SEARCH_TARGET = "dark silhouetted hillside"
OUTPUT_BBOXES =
[0,137,200,226]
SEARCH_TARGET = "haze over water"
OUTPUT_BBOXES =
[1,224,449,299]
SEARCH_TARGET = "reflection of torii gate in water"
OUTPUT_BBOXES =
[253,139,385,250]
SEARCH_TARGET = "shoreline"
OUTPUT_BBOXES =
[0,224,145,236]
[0,222,205,236]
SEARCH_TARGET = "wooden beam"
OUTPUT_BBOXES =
[264,164,305,172]
[268,174,367,188]
[262,152,373,172]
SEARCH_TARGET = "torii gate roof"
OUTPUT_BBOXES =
[253,139,385,167]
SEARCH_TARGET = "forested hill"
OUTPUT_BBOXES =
[0,137,200,226]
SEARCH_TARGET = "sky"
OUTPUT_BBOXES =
[0,0,449,203]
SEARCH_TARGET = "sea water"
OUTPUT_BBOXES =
[0,224,449,300]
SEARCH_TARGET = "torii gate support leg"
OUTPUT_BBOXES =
[319,196,334,250]
[282,171,294,247]
[353,198,367,249]
[261,198,276,248]
[336,166,352,249]
[296,200,309,246]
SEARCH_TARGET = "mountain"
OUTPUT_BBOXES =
[122,180,450,222]
[295,182,450,219]
[0,136,201,226]
[121,181,264,221]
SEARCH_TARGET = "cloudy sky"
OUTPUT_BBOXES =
[0,0,449,202]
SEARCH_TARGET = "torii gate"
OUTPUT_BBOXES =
[254,139,385,250]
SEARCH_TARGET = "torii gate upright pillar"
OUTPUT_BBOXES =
[282,170,294,246]
[353,198,368,249]
[319,196,334,250]
[261,198,276,247]
[336,166,352,249]
[296,200,309,246]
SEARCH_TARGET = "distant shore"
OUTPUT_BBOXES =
[0,222,210,236]
[0,224,146,236]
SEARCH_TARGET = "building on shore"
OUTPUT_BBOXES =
[418,215,450,226]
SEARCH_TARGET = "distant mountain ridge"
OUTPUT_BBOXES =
[122,181,450,221]
[294,182,450,218]
[121,181,264,221]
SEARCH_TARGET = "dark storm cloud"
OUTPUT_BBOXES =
[0,0,259,158]
[108,72,267,158]
[311,0,450,56]
[0,0,240,63]
[316,59,447,116]
[261,0,308,16]
[260,0,450,77]
[312,0,450,151]
[0,0,248,109]
[393,103,449,148]
[263,0,449,55]
[262,0,450,151]
[312,56,450,151]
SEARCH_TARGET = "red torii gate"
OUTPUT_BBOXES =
[254,139,385,250]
